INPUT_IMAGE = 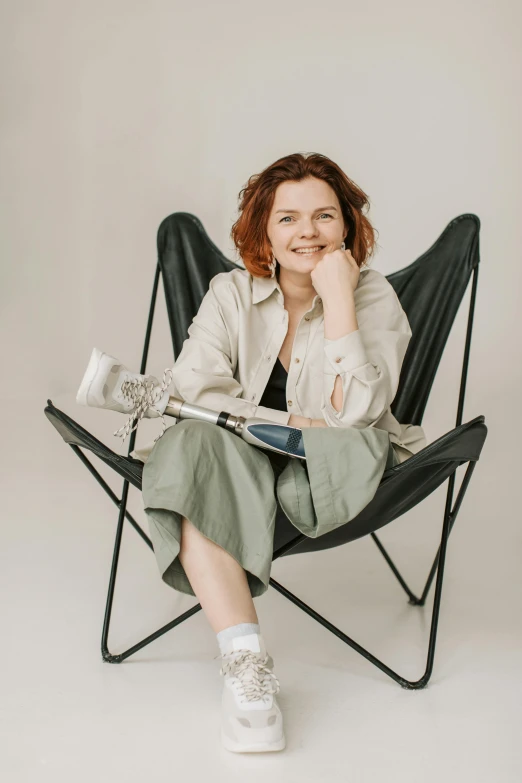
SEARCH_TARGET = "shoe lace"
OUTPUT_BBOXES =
[113,367,174,443]
[219,650,280,702]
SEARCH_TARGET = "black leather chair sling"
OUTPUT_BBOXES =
[45,212,487,689]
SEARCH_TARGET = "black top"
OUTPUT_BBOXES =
[258,357,288,412]
[258,357,294,474]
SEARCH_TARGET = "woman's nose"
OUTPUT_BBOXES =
[299,224,319,237]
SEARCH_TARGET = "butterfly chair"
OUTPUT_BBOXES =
[44,212,487,689]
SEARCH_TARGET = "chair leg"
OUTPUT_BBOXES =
[370,531,420,603]
[100,477,203,663]
[70,445,202,663]
[71,445,152,548]
[370,466,461,606]
[372,266,479,602]
[269,460,477,689]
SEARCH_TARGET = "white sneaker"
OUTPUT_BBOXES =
[219,633,286,753]
[76,347,173,442]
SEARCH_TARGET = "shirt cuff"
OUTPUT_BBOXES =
[323,329,368,374]
[320,397,343,424]
[255,405,292,425]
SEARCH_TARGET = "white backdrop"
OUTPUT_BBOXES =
[1,1,520,780]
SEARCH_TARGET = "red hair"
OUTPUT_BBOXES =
[230,152,378,279]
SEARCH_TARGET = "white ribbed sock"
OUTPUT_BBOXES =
[217,622,261,656]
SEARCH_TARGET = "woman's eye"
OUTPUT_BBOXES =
[279,213,332,223]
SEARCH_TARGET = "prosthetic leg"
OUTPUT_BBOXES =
[76,347,306,460]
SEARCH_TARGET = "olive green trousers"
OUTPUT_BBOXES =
[141,419,400,598]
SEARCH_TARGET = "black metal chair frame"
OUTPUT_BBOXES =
[45,214,485,690]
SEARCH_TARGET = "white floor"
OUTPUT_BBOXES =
[3,394,520,782]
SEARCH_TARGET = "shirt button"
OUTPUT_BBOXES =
[304,316,310,321]
[295,358,300,363]
[288,400,293,406]
[335,357,343,363]
[252,393,256,400]
[266,355,271,361]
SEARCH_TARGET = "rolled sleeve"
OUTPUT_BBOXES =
[320,277,412,429]
[324,329,371,375]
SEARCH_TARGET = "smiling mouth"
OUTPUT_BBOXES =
[292,246,325,255]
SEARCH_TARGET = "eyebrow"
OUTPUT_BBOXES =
[275,205,338,214]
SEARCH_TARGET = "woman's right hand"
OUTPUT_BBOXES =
[288,414,310,428]
[288,414,328,428]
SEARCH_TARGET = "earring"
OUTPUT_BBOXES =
[341,241,346,251]
[268,254,277,278]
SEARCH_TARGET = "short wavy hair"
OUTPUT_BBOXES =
[230,152,378,279]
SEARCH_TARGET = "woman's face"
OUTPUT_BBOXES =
[266,177,347,276]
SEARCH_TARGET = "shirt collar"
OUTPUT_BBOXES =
[252,274,282,304]
[251,273,323,311]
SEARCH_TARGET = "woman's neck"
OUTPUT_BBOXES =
[277,267,317,311]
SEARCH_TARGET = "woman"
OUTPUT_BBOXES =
[77,152,426,754]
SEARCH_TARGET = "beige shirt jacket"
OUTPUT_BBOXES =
[131,266,427,465]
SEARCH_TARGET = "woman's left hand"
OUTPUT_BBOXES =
[310,246,360,303]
